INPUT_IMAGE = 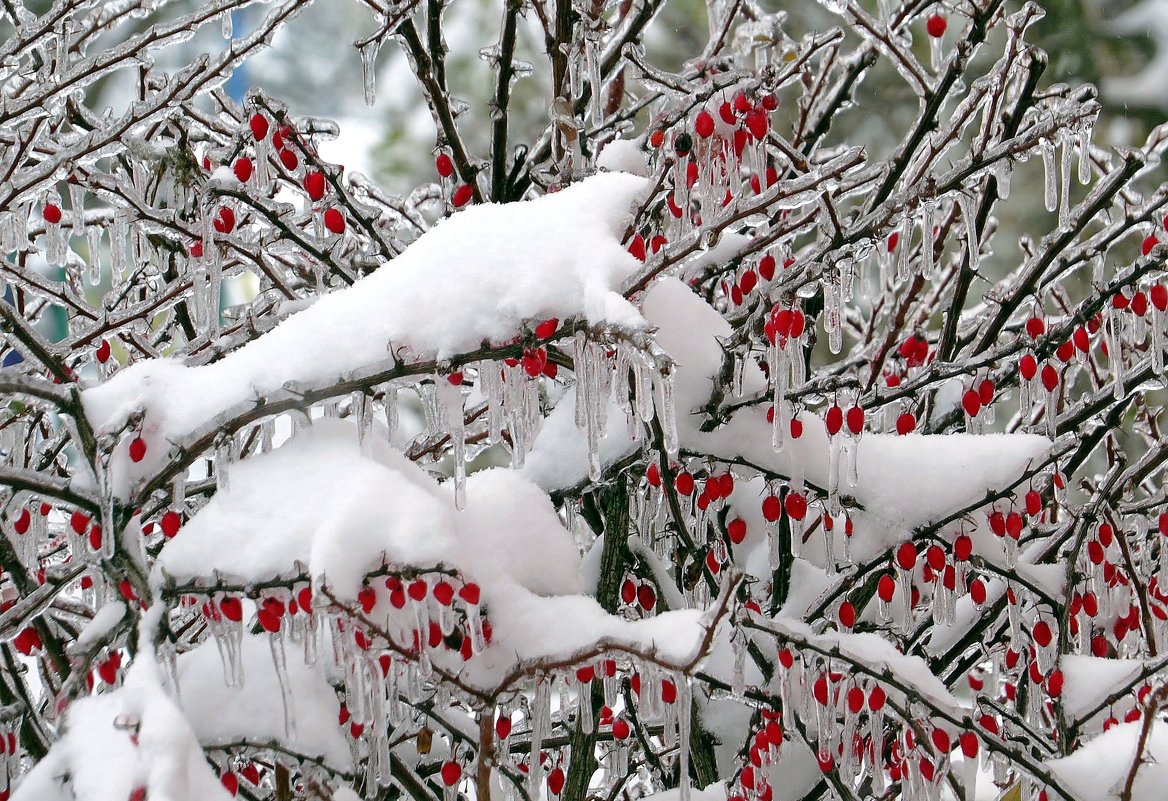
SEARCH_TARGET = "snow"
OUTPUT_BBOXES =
[596,137,650,177]
[155,418,722,691]
[1061,655,1147,723]
[82,171,651,480]
[77,601,127,649]
[172,633,350,769]
[525,276,1050,565]
[1046,721,1168,801]
[16,657,232,801]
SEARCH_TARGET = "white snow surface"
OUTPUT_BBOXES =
[155,419,719,691]
[525,277,1050,563]
[15,657,232,801]
[171,633,350,769]
[82,171,650,473]
[1047,721,1168,801]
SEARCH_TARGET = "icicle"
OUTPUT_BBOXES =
[1059,135,1072,229]
[896,213,912,281]
[269,631,297,737]
[360,40,379,106]
[1077,125,1092,185]
[929,29,943,72]
[825,276,843,354]
[1041,139,1057,213]
[731,630,747,699]
[919,204,935,278]
[95,444,115,560]
[657,368,679,457]
[354,391,373,457]
[215,433,234,492]
[85,225,102,286]
[69,183,84,241]
[437,378,467,509]
[995,158,1011,199]
[221,9,233,37]
[677,676,692,801]
[383,384,399,444]
[1045,383,1058,439]
[528,678,550,800]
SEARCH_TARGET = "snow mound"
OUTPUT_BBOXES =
[82,172,650,453]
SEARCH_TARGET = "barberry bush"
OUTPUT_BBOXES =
[2,1,1168,800]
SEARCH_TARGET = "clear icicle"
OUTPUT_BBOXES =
[921,205,935,278]
[528,678,550,800]
[360,40,379,106]
[69,183,84,241]
[958,192,978,273]
[221,9,233,37]
[383,384,399,445]
[1077,125,1092,185]
[355,391,373,457]
[1041,139,1057,213]
[215,433,234,492]
[269,632,298,738]
[1059,136,1073,229]
[929,32,943,72]
[437,378,467,509]
[995,159,1011,198]
[896,213,912,280]
[657,369,679,457]
[85,226,102,285]
[677,676,692,801]
[1153,312,1166,376]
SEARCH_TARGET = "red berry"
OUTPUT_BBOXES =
[878,574,896,602]
[435,152,455,178]
[846,406,864,435]
[232,157,253,182]
[43,203,62,224]
[896,412,916,434]
[160,511,181,538]
[219,596,242,622]
[249,113,269,140]
[459,583,481,605]
[961,389,981,418]
[896,542,918,571]
[96,340,111,363]
[323,208,345,234]
[612,718,630,740]
[1019,353,1038,381]
[1143,234,1160,256]
[926,14,947,38]
[278,149,298,171]
[825,405,843,435]
[128,437,147,462]
[638,583,656,611]
[695,110,715,138]
[440,761,461,787]
[762,495,781,522]
[784,492,807,521]
[838,601,855,629]
[1025,316,1045,338]
[727,518,747,544]
[452,184,474,207]
[304,170,326,201]
[213,206,235,234]
[674,471,695,496]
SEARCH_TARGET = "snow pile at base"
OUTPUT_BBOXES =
[15,659,231,801]
[1046,721,1168,801]
[82,172,649,450]
[156,419,719,689]
[172,633,350,769]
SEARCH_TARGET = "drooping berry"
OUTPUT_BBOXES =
[323,208,345,234]
[435,152,455,178]
[43,203,62,224]
[452,184,474,208]
[304,170,326,201]
[694,110,715,138]
[129,437,147,462]
[249,113,269,140]
[925,14,947,38]
[233,157,253,182]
